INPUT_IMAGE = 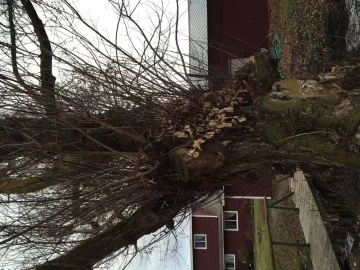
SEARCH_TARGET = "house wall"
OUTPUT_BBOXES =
[192,216,221,270]
[196,193,224,269]
[198,193,223,216]
[223,198,252,270]
[207,0,269,86]
[191,176,272,270]
[225,171,272,198]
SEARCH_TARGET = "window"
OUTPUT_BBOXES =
[194,234,207,249]
[225,254,236,269]
[224,211,238,230]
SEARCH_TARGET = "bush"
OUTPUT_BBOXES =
[238,244,254,264]
[313,167,360,240]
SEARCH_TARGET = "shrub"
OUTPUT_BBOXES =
[238,244,254,264]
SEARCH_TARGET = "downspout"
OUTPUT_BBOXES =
[190,212,194,270]
[221,187,225,270]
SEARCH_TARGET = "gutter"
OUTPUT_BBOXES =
[190,212,194,270]
[221,187,225,270]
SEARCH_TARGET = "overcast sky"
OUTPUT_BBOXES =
[0,1,191,269]
[73,1,191,269]
[109,218,191,270]
[72,0,190,64]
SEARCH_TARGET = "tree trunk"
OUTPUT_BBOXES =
[35,204,178,270]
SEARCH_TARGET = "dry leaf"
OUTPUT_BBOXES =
[174,131,188,138]
[184,125,193,138]
[222,140,231,146]
[209,120,219,126]
[197,126,205,133]
[216,122,232,129]
[234,116,246,122]
[220,107,234,113]
[206,111,215,119]
[204,131,215,139]
[188,148,200,158]
[192,139,205,151]
[203,102,211,109]
[212,108,221,114]
[221,115,232,123]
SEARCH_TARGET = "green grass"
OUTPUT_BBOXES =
[284,0,296,28]
[253,200,276,270]
[269,0,332,77]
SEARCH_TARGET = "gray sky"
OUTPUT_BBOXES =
[73,1,191,269]
[109,218,191,270]
[73,0,189,62]
[0,1,191,269]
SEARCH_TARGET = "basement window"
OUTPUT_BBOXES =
[194,234,207,249]
[225,254,236,269]
[224,211,238,231]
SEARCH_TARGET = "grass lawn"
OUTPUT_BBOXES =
[268,0,347,77]
[253,200,275,270]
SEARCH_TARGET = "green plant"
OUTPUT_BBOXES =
[238,244,254,264]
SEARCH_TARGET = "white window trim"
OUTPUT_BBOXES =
[192,215,218,218]
[225,254,236,270]
[194,234,207,249]
[224,211,238,231]
[226,196,272,199]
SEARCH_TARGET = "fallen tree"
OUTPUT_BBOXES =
[0,0,360,269]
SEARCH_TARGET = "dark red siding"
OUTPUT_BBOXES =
[225,172,272,198]
[192,216,220,270]
[224,198,252,270]
[207,0,269,86]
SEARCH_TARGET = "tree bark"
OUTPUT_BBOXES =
[35,204,177,270]
[2,1,360,269]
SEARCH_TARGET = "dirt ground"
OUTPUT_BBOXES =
[268,175,313,270]
[268,0,348,77]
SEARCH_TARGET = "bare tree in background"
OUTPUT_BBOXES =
[0,0,360,269]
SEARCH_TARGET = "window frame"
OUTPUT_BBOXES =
[224,211,239,231]
[225,254,236,270]
[193,234,207,249]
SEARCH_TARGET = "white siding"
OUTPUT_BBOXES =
[188,0,208,87]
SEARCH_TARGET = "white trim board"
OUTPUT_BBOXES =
[226,196,272,199]
[192,215,218,218]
